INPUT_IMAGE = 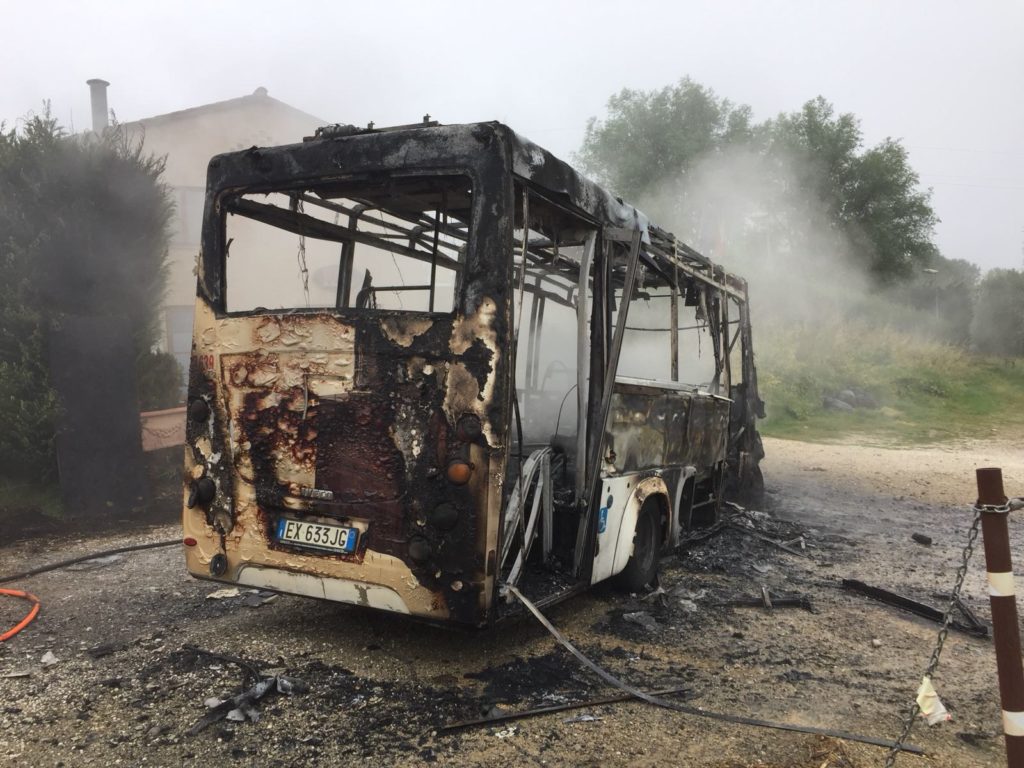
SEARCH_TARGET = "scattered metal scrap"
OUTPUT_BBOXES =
[189,675,308,733]
[841,579,988,638]
[622,611,660,632]
[563,713,601,724]
[183,645,308,735]
[677,518,727,546]
[723,503,813,559]
[505,583,924,755]
[716,586,814,612]
[728,525,812,559]
[85,641,128,659]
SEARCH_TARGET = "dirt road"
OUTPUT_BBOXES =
[0,437,1019,767]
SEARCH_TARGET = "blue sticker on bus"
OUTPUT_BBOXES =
[598,507,608,534]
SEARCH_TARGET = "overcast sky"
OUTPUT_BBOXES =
[3,0,1021,271]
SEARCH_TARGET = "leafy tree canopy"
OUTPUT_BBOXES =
[577,77,754,199]
[578,80,939,283]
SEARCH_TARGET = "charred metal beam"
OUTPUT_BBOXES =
[300,192,468,248]
[841,578,989,638]
[670,259,679,382]
[575,232,597,500]
[226,197,461,271]
[574,225,643,577]
[715,591,814,612]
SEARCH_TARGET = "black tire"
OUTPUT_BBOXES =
[614,502,660,592]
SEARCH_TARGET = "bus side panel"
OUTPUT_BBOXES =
[683,394,731,470]
[606,385,729,476]
[587,383,731,586]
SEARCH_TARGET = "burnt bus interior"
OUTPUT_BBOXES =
[500,186,764,598]
[186,121,763,624]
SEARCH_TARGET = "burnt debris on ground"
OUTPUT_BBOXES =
[0,491,1005,766]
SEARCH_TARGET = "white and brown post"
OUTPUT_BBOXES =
[976,467,1024,767]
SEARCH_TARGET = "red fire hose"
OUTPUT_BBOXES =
[0,538,179,642]
[0,588,40,642]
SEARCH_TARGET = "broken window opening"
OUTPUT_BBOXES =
[512,195,593,451]
[222,175,471,314]
[611,254,724,391]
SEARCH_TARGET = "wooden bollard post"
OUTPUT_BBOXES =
[977,467,1024,767]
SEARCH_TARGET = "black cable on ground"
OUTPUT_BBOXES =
[0,539,180,585]
[505,583,925,756]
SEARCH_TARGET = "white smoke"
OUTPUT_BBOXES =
[636,143,873,329]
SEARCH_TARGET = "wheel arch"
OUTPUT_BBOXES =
[609,475,671,577]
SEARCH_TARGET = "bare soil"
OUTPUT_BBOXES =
[1,436,1020,767]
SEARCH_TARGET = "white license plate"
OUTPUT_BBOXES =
[276,518,358,554]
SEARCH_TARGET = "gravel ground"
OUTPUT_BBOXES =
[1,436,1020,767]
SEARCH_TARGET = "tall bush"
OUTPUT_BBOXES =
[0,109,175,481]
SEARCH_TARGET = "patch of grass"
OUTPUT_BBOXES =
[0,475,63,519]
[757,323,1024,443]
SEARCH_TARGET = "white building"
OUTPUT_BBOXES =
[87,80,326,393]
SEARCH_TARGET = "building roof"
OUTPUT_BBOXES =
[128,87,325,128]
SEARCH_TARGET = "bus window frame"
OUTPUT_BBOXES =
[209,169,484,319]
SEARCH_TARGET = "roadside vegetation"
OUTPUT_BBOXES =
[758,323,1024,444]
[580,78,1024,446]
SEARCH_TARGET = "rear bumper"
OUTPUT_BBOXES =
[233,565,411,613]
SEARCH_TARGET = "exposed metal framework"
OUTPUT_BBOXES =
[183,120,764,627]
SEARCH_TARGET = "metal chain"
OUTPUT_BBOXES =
[883,507,983,766]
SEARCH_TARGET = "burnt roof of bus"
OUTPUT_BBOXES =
[202,121,749,302]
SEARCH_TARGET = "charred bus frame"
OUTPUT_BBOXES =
[182,120,764,626]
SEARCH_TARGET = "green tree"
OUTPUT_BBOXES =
[577,77,754,200]
[579,82,939,284]
[0,109,176,481]
[970,268,1024,356]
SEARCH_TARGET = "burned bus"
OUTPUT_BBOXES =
[182,119,764,626]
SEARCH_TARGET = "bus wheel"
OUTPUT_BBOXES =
[614,502,659,592]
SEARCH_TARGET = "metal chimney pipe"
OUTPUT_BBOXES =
[86,78,110,133]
